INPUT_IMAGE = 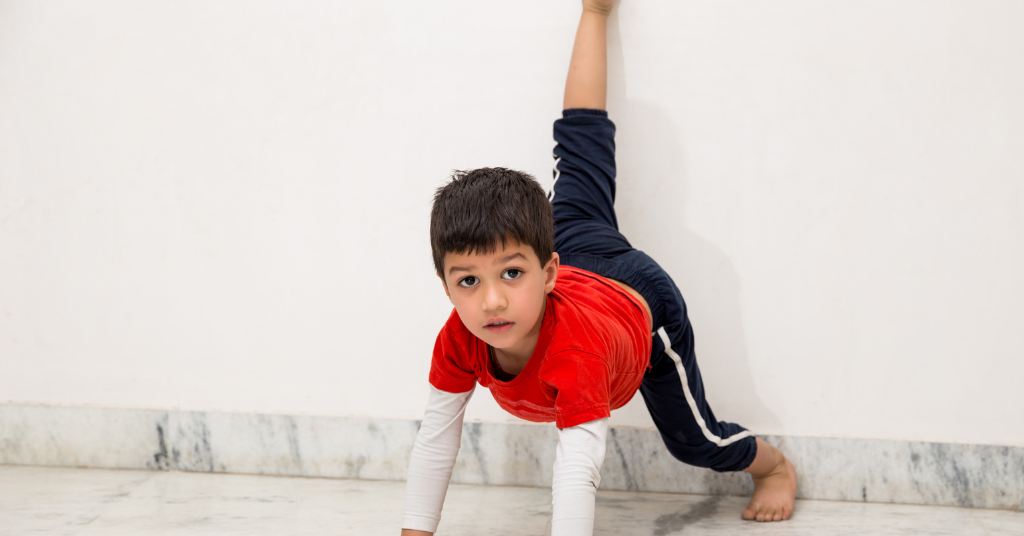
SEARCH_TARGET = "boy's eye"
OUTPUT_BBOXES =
[458,276,479,288]
[502,269,522,280]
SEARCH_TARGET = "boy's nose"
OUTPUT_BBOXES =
[481,283,507,312]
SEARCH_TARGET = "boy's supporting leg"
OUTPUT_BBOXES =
[742,438,797,522]
[641,320,797,522]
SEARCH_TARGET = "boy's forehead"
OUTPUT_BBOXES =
[444,242,540,272]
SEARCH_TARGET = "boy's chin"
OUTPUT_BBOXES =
[476,330,521,349]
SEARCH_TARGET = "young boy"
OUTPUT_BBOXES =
[402,1,796,534]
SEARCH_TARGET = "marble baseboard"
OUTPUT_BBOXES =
[1,404,1020,510]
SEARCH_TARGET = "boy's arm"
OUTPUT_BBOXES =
[552,418,609,535]
[401,385,475,535]
[563,0,614,111]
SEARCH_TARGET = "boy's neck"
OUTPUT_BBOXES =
[492,345,532,376]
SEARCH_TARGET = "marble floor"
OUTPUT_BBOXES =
[0,465,1021,536]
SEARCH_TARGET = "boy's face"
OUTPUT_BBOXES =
[440,242,559,360]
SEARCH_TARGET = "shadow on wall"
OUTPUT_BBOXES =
[604,12,783,434]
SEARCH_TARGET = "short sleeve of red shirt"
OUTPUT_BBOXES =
[428,309,478,394]
[540,350,613,428]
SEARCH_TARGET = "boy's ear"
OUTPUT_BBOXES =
[543,252,560,294]
[438,274,452,302]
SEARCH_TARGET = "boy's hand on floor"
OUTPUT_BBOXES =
[582,0,614,17]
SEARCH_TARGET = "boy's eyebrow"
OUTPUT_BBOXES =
[447,252,528,276]
[497,252,528,264]
[447,265,472,275]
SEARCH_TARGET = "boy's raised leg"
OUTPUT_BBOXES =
[564,0,613,111]
[741,438,798,521]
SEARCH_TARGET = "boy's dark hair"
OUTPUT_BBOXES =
[431,167,554,277]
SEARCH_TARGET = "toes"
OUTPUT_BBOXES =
[755,507,784,522]
[746,502,795,522]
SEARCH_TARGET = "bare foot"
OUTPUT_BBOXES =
[741,438,797,522]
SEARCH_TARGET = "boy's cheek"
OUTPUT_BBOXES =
[451,303,478,330]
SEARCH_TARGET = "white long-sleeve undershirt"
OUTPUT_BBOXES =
[402,386,608,535]
[402,386,473,532]
[551,417,607,535]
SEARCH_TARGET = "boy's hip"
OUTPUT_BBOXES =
[558,249,689,335]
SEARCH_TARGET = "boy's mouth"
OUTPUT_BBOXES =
[484,320,514,334]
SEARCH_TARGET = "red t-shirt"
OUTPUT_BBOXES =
[429,266,653,429]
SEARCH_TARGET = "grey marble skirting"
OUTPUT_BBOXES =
[1,403,1021,510]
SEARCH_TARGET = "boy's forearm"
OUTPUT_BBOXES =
[563,6,610,111]
[551,418,608,535]
[401,386,473,534]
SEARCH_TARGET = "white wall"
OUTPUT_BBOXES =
[1,0,1021,447]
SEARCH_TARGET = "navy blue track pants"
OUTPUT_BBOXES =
[550,108,757,473]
